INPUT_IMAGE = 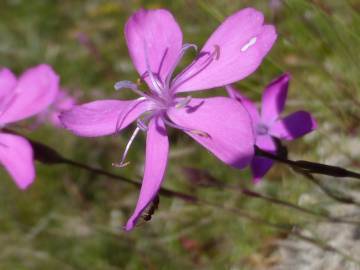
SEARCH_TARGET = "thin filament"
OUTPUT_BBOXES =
[114,80,155,102]
[171,45,220,92]
[143,43,163,94]
[137,118,148,131]
[115,98,146,134]
[162,118,210,137]
[165,43,198,89]
[113,127,141,168]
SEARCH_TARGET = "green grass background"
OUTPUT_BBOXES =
[1,0,360,269]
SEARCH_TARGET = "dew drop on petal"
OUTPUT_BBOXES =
[240,37,257,52]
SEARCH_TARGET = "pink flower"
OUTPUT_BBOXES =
[37,89,76,127]
[0,65,59,189]
[60,8,276,230]
[227,73,317,183]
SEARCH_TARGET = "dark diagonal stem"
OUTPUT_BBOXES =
[255,146,360,180]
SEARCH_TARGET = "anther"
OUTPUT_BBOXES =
[136,78,142,86]
[175,96,192,109]
[190,129,211,138]
[112,161,130,168]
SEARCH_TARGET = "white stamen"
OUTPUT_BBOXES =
[240,37,257,52]
[113,127,141,168]
[114,80,138,91]
[114,80,157,103]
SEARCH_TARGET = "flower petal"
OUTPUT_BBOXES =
[269,111,317,140]
[0,133,35,189]
[125,9,183,88]
[125,116,169,231]
[251,135,276,183]
[60,99,150,137]
[168,97,254,169]
[251,157,274,183]
[173,8,277,92]
[0,64,59,125]
[0,68,16,101]
[226,85,260,127]
[261,73,290,124]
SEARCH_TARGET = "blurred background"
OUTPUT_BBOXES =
[1,0,360,269]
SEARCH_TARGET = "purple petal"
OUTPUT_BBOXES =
[125,9,183,88]
[256,134,276,151]
[226,85,260,127]
[168,97,254,169]
[0,133,35,189]
[125,116,169,231]
[173,8,277,92]
[251,157,274,183]
[60,99,150,137]
[0,68,16,101]
[261,73,290,124]
[269,111,317,140]
[252,135,276,183]
[0,64,59,125]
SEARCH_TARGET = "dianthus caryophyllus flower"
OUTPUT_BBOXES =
[60,8,276,230]
[227,73,317,182]
[0,65,59,189]
[36,89,76,127]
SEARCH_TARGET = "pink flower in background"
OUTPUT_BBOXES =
[227,73,317,183]
[0,65,59,189]
[60,8,277,230]
[37,89,76,127]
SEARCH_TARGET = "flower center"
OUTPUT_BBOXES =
[112,42,212,167]
[256,123,269,135]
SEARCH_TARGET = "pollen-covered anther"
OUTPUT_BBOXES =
[190,129,211,138]
[136,78,143,86]
[112,161,131,168]
[175,96,192,109]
